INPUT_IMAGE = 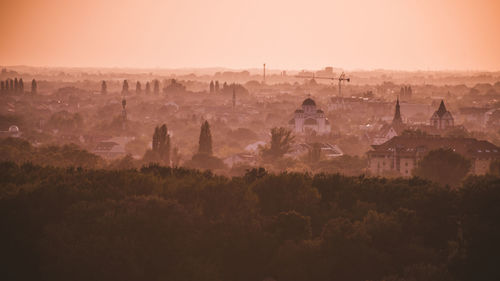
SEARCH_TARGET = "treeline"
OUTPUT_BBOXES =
[0,78,37,94]
[1,162,499,281]
[0,137,103,168]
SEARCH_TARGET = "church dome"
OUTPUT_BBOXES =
[302,98,316,106]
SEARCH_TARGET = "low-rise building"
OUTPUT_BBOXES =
[367,135,500,177]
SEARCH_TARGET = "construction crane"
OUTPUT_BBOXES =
[295,72,350,99]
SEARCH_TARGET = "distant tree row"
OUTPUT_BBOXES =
[0,78,26,94]
[100,80,160,95]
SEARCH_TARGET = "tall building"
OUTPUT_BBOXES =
[289,98,331,135]
[430,100,454,130]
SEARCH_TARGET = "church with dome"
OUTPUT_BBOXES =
[289,98,331,135]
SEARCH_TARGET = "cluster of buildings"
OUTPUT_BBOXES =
[367,98,499,177]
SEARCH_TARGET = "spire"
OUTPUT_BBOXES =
[392,98,403,125]
[436,100,447,117]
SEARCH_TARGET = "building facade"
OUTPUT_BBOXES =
[367,135,500,177]
[289,98,331,135]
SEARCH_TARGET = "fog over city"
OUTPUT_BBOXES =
[1,1,500,281]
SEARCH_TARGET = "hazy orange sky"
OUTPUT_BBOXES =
[1,0,499,71]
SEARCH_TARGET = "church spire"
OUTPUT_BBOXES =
[392,97,403,125]
[436,100,447,117]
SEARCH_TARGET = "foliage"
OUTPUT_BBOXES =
[0,162,498,281]
[414,148,471,187]
[262,127,294,160]
[198,120,213,155]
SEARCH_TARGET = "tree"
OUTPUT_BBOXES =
[122,80,129,95]
[209,80,214,93]
[31,79,37,94]
[101,80,107,95]
[145,82,151,94]
[151,124,170,165]
[490,160,500,176]
[0,81,4,93]
[272,211,312,242]
[136,81,142,94]
[19,78,24,93]
[414,148,471,186]
[262,127,294,159]
[14,78,18,93]
[215,80,220,93]
[153,80,160,95]
[198,121,213,155]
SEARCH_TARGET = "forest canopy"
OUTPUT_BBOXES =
[1,161,499,281]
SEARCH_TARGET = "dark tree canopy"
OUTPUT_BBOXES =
[150,124,170,165]
[31,79,37,94]
[414,148,471,186]
[215,80,220,92]
[153,80,160,95]
[198,121,213,155]
[145,81,151,94]
[101,80,107,94]
[209,80,214,93]
[262,127,294,159]
[136,81,142,94]
[122,79,129,94]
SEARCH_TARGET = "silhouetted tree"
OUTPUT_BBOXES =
[414,148,471,186]
[19,78,24,93]
[14,78,18,93]
[198,121,213,155]
[101,80,107,94]
[31,79,37,94]
[262,127,294,159]
[145,81,151,94]
[215,80,220,93]
[153,80,160,95]
[136,81,142,94]
[10,79,14,91]
[223,81,228,89]
[0,81,4,93]
[122,80,129,95]
[151,124,170,165]
[209,80,214,93]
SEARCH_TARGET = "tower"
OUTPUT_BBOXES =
[392,98,403,126]
[263,63,266,84]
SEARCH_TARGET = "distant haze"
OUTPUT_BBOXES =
[1,0,499,71]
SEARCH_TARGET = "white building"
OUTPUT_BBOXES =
[289,98,331,135]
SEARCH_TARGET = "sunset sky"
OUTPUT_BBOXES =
[1,0,499,71]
